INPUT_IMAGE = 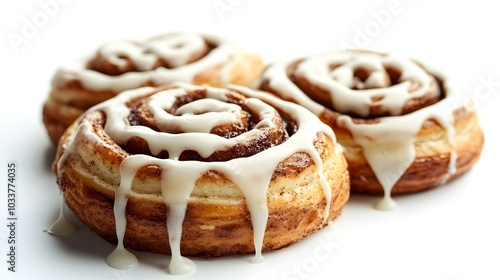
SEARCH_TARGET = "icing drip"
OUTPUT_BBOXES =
[45,192,77,236]
[47,122,94,236]
[166,202,196,275]
[258,50,472,210]
[56,83,335,274]
[447,151,458,179]
[440,151,458,185]
[332,92,465,210]
[106,159,138,270]
[52,33,240,93]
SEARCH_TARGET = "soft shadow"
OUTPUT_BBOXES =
[45,214,114,259]
[43,144,57,172]
[345,193,379,207]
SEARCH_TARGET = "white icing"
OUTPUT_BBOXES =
[258,50,473,210]
[52,33,241,93]
[55,83,335,274]
[337,92,464,210]
[106,157,138,270]
[148,88,242,134]
[166,202,196,275]
[440,151,458,185]
[106,246,138,270]
[259,60,324,115]
[47,121,93,236]
[448,151,458,178]
[45,192,77,236]
[374,195,397,211]
[147,33,206,68]
[295,52,437,117]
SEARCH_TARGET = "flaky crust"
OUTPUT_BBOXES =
[43,33,264,145]
[53,84,349,257]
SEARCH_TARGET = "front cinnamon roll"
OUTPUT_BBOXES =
[258,50,484,210]
[51,83,349,274]
[42,32,264,145]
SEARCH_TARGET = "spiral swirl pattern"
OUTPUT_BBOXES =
[53,83,349,274]
[261,50,443,118]
[53,32,264,93]
[88,33,212,75]
[43,32,264,145]
[258,50,484,210]
[102,84,289,162]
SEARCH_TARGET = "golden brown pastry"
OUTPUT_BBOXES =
[257,50,484,209]
[52,83,349,274]
[42,32,264,145]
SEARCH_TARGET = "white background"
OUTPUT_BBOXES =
[1,1,499,279]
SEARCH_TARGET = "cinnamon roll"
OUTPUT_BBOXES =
[42,32,264,145]
[257,50,484,210]
[51,83,349,274]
